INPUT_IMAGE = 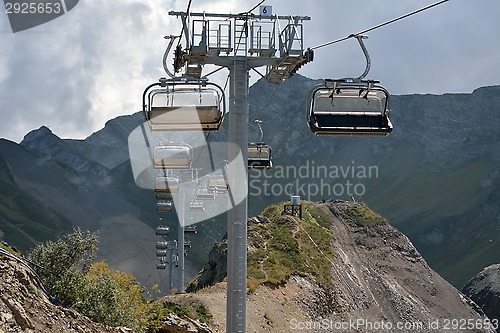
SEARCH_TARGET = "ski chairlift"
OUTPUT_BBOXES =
[248,143,273,169]
[155,225,170,236]
[154,176,181,192]
[153,144,193,169]
[156,200,174,213]
[196,187,216,200]
[142,77,226,132]
[156,241,168,249]
[207,176,229,194]
[156,250,167,257]
[248,120,273,169]
[307,79,393,136]
[184,225,198,234]
[307,34,393,136]
[189,200,205,210]
[155,191,173,200]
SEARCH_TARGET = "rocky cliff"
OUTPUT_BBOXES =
[185,201,495,333]
[463,264,500,332]
[0,244,214,333]
[0,246,128,333]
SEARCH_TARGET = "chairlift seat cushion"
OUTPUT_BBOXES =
[310,113,393,136]
[149,106,222,131]
[248,160,273,169]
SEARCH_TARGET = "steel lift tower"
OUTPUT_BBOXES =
[168,8,311,332]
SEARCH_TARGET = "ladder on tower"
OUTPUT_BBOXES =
[234,21,248,56]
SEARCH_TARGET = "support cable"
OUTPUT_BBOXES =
[247,0,265,15]
[250,83,280,124]
[310,0,450,51]
[178,0,193,47]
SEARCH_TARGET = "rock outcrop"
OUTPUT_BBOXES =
[463,264,500,332]
[185,201,495,333]
[1,246,212,333]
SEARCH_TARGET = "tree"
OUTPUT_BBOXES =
[28,227,97,307]
[28,228,149,330]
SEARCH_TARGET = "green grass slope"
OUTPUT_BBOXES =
[0,157,72,252]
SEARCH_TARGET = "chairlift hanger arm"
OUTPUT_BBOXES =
[163,35,179,78]
[253,119,264,143]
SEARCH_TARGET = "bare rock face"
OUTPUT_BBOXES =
[309,202,494,333]
[463,264,500,332]
[158,313,212,333]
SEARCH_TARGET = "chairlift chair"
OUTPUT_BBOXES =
[207,176,229,194]
[156,200,174,213]
[156,241,168,249]
[143,78,226,132]
[248,143,273,169]
[154,176,181,193]
[153,144,193,169]
[248,119,273,169]
[307,80,393,136]
[306,35,393,136]
[155,225,170,236]
[189,200,205,210]
[196,187,215,200]
[156,250,168,257]
[184,225,198,234]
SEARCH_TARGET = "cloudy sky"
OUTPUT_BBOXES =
[0,0,499,143]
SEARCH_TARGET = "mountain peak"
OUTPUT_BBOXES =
[21,125,59,146]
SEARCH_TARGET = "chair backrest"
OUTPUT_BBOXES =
[154,176,181,192]
[153,145,193,169]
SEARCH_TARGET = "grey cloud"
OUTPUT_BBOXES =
[1,0,499,143]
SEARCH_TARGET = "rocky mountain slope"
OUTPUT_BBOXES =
[176,201,496,333]
[0,74,499,292]
[463,264,500,332]
[0,243,214,333]
[247,76,500,288]
[1,198,496,333]
[0,246,128,333]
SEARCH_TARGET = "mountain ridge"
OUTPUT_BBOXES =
[173,200,495,333]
